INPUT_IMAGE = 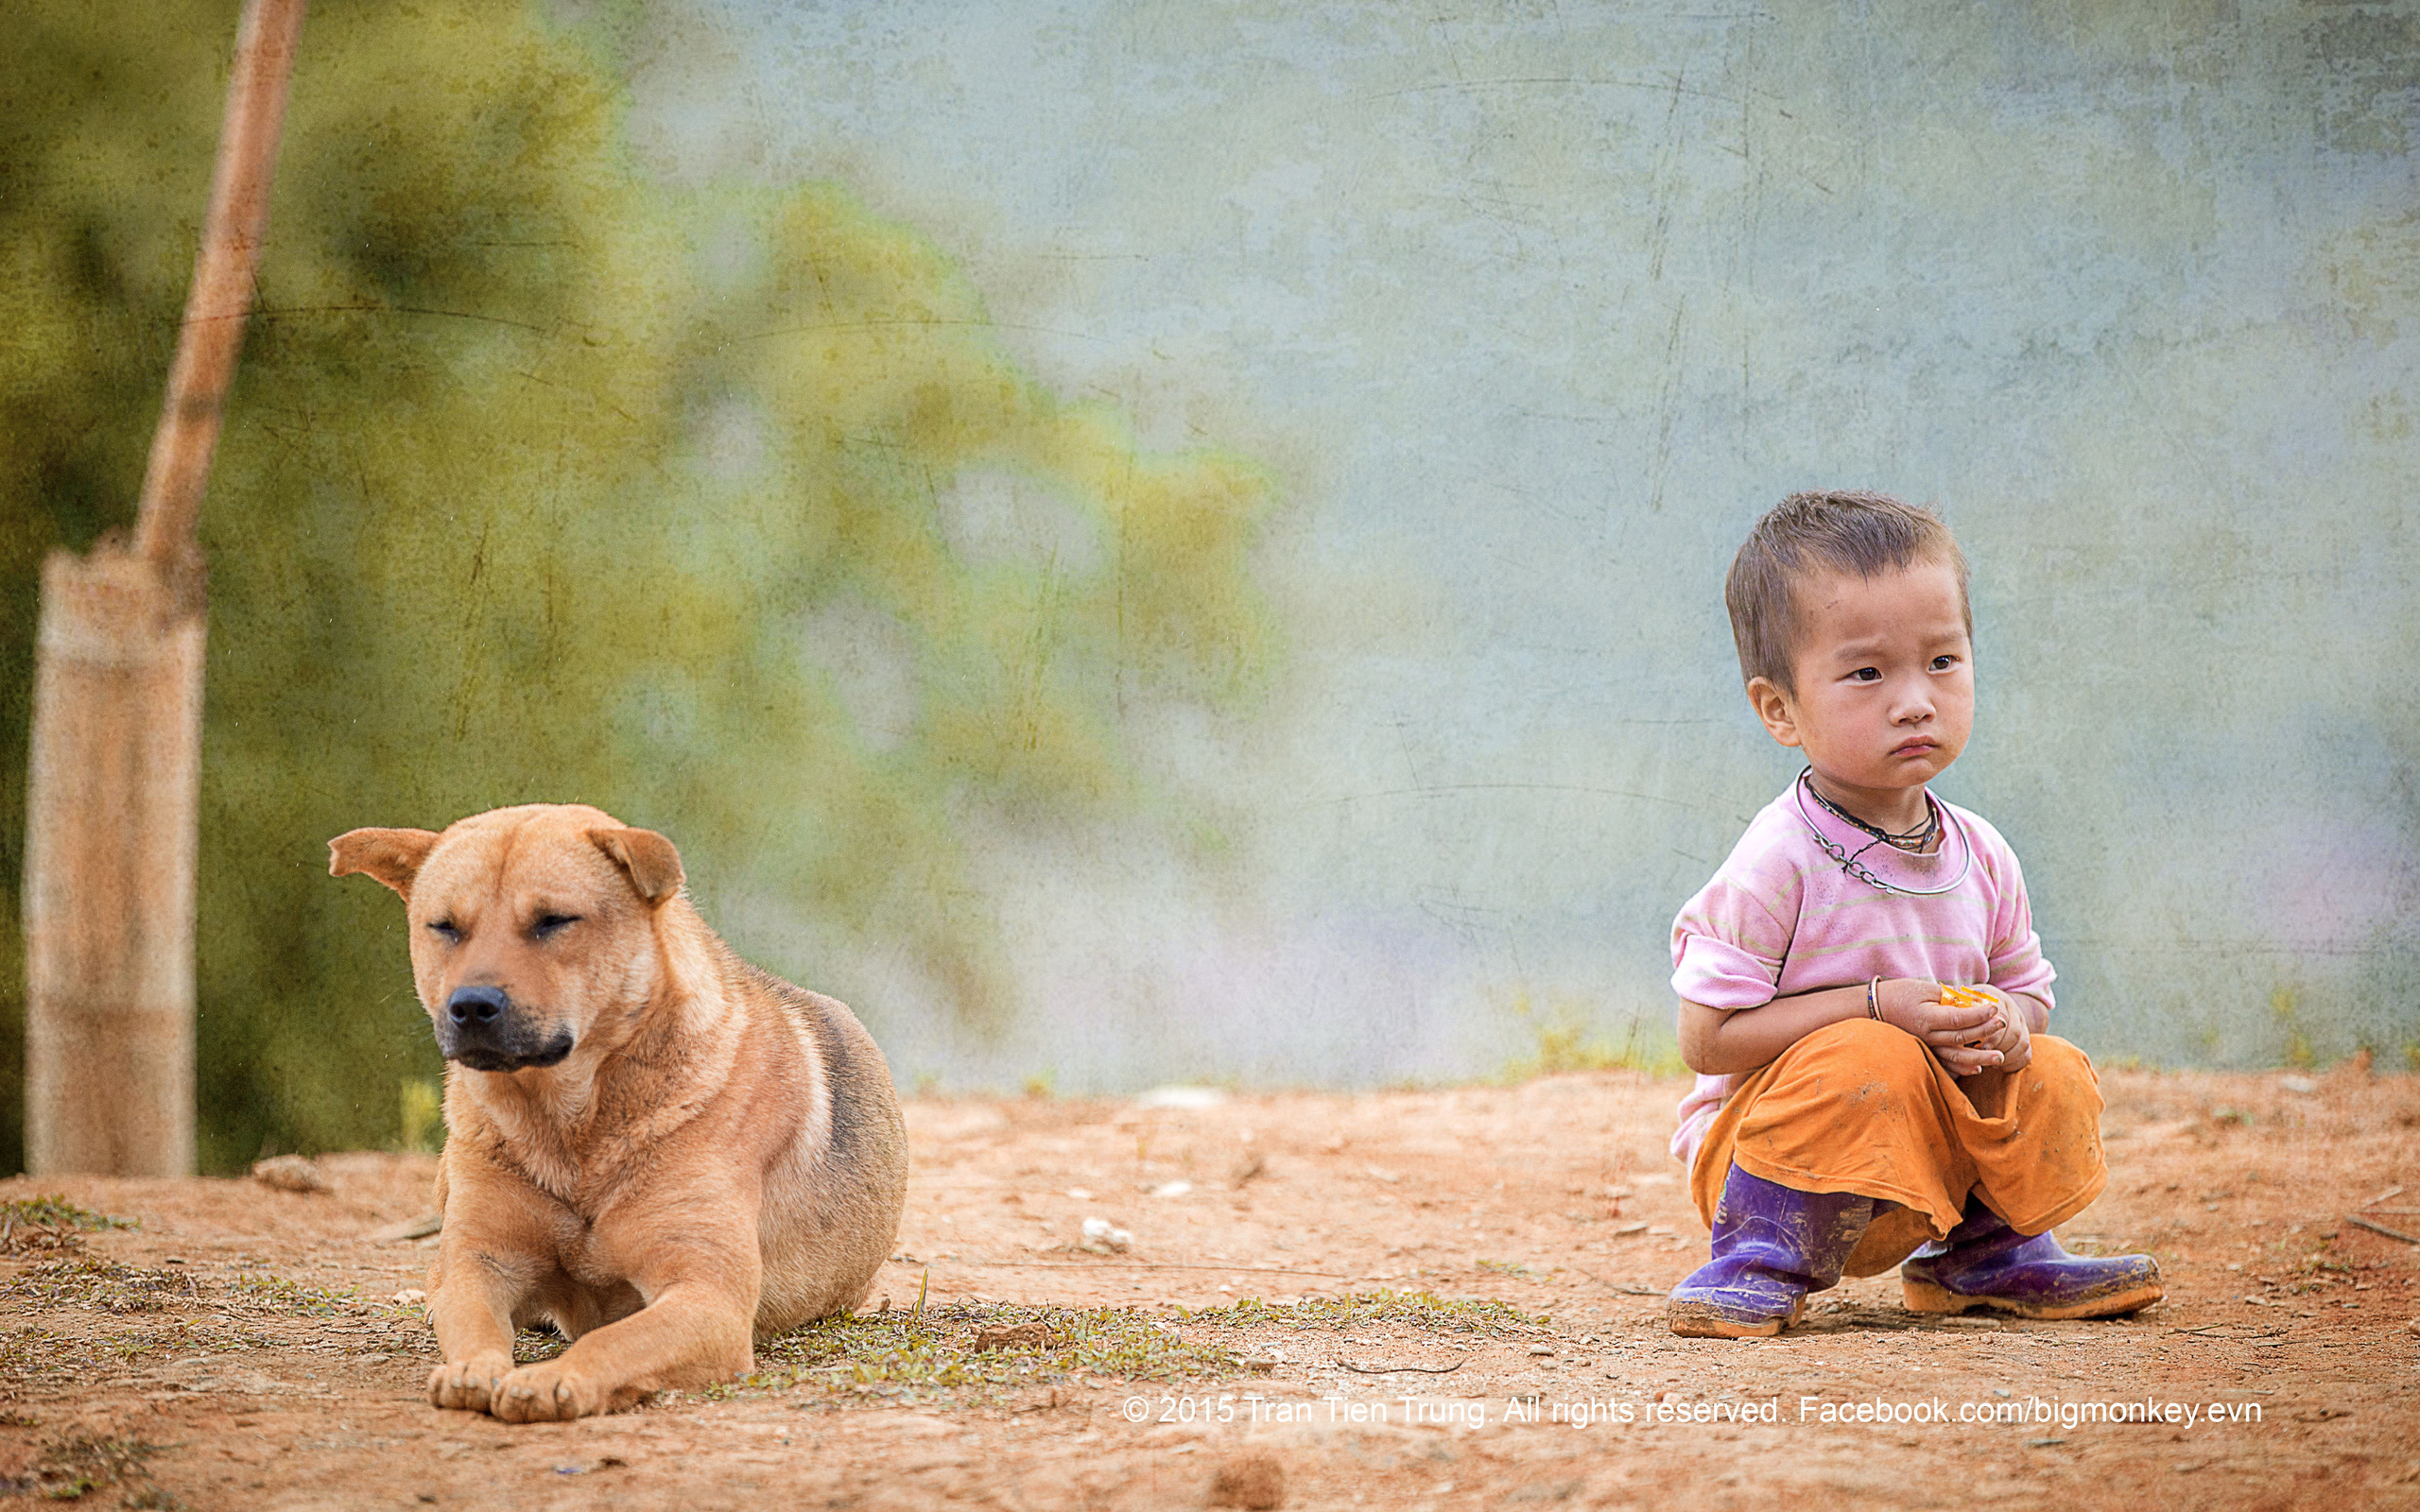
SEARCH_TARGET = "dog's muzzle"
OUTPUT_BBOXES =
[438,985,575,1072]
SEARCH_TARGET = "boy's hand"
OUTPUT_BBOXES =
[1875,978,2004,1076]
[1960,985,2032,1074]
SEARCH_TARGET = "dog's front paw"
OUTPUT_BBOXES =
[489,1361,605,1423]
[427,1352,513,1414]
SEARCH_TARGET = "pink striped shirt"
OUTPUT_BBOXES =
[1668,778,2057,1166]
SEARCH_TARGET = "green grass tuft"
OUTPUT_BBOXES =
[0,1258,196,1314]
[741,1301,1245,1406]
[1493,988,1686,1082]
[1179,1288,1549,1335]
[9,1435,160,1503]
[0,1320,278,1389]
[0,1195,137,1233]
[226,1273,404,1319]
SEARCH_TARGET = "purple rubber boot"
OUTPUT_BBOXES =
[1900,1197,2164,1319]
[1666,1165,1875,1338]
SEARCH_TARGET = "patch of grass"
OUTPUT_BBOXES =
[0,1327,73,1387]
[0,1435,159,1503]
[514,1327,567,1364]
[0,1318,276,1387]
[398,1077,444,1155]
[0,1196,136,1233]
[1,1256,410,1350]
[742,1302,1246,1405]
[226,1274,389,1319]
[2273,988,2315,1070]
[1182,1288,1550,1336]
[101,1316,285,1363]
[0,1197,137,1256]
[0,1259,197,1314]
[1493,988,1685,1082]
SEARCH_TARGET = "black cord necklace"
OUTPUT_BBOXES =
[1803,778,1941,854]
[1790,768,1976,899]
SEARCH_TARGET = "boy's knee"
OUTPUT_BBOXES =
[2020,1033,2104,1113]
[2029,1034,2093,1079]
[1780,1017,1935,1094]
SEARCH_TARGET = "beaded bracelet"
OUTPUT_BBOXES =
[1867,976,1882,1022]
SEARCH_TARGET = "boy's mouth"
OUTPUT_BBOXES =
[1893,738,1940,757]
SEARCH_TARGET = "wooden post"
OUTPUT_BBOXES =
[23,558,207,1176]
[22,0,304,1176]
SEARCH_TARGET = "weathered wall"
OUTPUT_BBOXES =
[10,3,2412,1173]
[616,0,2418,1083]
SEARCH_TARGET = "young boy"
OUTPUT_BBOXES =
[1665,490,2162,1338]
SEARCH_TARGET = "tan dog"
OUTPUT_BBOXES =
[329,803,907,1421]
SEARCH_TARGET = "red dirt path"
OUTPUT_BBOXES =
[2,1061,2413,1509]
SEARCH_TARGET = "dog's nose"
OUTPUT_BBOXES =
[447,985,510,1027]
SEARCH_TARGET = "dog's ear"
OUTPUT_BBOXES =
[589,826,684,906]
[328,828,441,899]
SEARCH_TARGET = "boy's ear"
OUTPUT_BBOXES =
[1745,677,1803,749]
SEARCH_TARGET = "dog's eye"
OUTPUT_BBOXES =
[426,920,461,943]
[532,913,581,939]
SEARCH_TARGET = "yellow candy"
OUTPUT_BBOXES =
[1940,984,2004,1051]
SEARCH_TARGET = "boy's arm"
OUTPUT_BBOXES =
[1678,981,2004,1077]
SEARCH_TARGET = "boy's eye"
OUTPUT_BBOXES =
[1847,666,1881,682]
[1930,654,1961,671]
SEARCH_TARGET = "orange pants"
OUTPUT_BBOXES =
[1689,1019,2109,1278]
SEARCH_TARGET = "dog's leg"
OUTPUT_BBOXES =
[424,1212,544,1414]
[485,1211,762,1422]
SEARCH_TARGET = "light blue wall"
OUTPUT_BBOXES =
[592,0,2419,1086]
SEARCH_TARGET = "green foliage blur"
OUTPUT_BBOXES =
[0,0,1276,1173]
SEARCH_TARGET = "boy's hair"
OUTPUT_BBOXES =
[1725,490,1969,694]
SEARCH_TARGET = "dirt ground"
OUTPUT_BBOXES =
[2,1060,2414,1511]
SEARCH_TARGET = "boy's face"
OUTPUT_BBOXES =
[1746,556,1974,826]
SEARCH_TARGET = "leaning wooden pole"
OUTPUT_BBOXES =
[23,0,305,1176]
